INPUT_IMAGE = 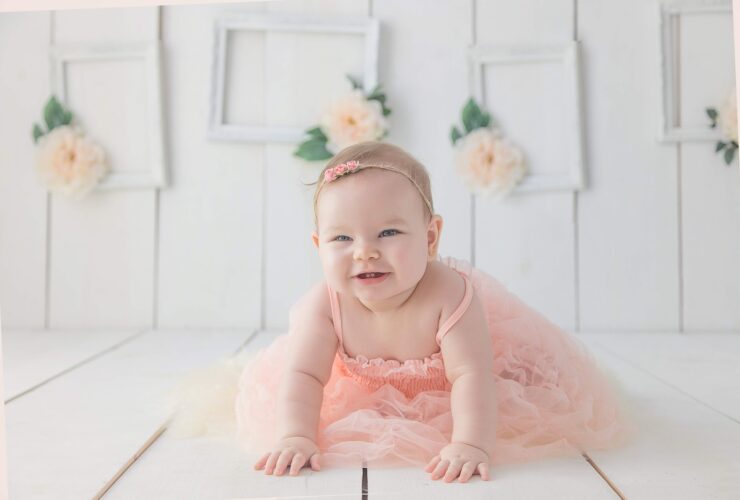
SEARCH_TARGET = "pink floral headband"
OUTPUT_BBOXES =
[324,160,360,182]
[320,159,435,217]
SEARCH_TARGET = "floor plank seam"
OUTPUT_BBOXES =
[362,464,368,499]
[94,421,168,499]
[232,329,260,355]
[4,329,149,404]
[582,452,625,499]
[93,329,258,498]
[592,341,740,425]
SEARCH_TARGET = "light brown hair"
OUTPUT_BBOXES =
[306,141,435,231]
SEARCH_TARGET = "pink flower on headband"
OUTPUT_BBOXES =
[324,160,360,182]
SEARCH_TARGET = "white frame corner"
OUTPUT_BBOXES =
[469,40,586,193]
[50,41,167,190]
[208,13,380,143]
[658,0,732,143]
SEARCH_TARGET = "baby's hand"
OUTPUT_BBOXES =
[425,441,491,483]
[254,436,321,476]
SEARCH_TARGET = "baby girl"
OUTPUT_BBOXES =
[236,141,629,483]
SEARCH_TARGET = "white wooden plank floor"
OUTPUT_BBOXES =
[3,329,739,499]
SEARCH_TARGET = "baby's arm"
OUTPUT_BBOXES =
[254,282,338,476]
[427,288,497,482]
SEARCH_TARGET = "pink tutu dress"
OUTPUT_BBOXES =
[235,255,632,468]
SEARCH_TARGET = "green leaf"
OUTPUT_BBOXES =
[732,141,739,148]
[346,74,363,90]
[61,110,73,126]
[724,144,736,165]
[450,126,462,145]
[43,95,68,131]
[706,107,718,128]
[480,111,491,128]
[366,91,391,117]
[462,98,488,133]
[32,123,45,144]
[716,141,727,152]
[294,138,333,161]
[304,126,327,141]
[366,85,384,101]
[368,93,386,105]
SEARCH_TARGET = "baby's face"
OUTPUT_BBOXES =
[312,168,439,306]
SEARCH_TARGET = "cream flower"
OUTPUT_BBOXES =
[719,87,738,142]
[35,125,109,198]
[320,89,387,150]
[455,128,527,198]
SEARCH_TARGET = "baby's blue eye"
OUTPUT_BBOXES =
[380,229,399,237]
[334,235,350,242]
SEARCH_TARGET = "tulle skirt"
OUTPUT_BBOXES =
[234,256,634,469]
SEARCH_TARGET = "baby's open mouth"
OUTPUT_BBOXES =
[356,272,387,279]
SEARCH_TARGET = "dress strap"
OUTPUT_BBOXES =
[326,283,344,349]
[435,273,473,346]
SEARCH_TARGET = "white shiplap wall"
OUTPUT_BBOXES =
[0,0,738,333]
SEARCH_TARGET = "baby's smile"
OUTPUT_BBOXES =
[354,272,390,284]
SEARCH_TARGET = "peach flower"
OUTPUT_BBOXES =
[320,89,387,150]
[455,128,527,198]
[720,87,738,143]
[35,125,109,198]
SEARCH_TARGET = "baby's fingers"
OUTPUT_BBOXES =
[254,452,270,471]
[477,462,491,481]
[443,458,464,483]
[430,459,449,480]
[309,453,321,471]
[288,452,306,476]
[424,455,440,473]
[458,462,477,483]
[274,451,295,476]
[264,451,281,475]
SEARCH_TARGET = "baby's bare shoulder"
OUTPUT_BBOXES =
[287,280,337,386]
[428,262,467,324]
[290,280,332,323]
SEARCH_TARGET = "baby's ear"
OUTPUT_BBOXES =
[311,231,320,249]
[427,215,443,259]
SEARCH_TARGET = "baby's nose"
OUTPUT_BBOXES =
[353,242,379,260]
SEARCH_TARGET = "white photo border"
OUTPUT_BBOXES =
[51,42,168,190]
[658,0,732,142]
[208,13,380,143]
[470,40,586,192]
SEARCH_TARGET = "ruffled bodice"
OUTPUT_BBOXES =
[327,266,473,399]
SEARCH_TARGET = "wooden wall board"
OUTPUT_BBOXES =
[0,11,51,328]
[157,3,264,329]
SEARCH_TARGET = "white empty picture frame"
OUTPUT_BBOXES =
[208,13,380,143]
[470,41,586,192]
[658,0,732,142]
[50,42,167,190]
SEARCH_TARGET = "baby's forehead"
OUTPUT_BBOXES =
[325,167,413,197]
[315,166,428,227]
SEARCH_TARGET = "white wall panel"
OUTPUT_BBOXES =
[48,8,158,328]
[577,0,681,331]
[474,0,577,331]
[373,0,473,264]
[679,9,740,330]
[0,12,50,328]
[157,4,263,328]
[1,2,739,332]
[264,0,369,329]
